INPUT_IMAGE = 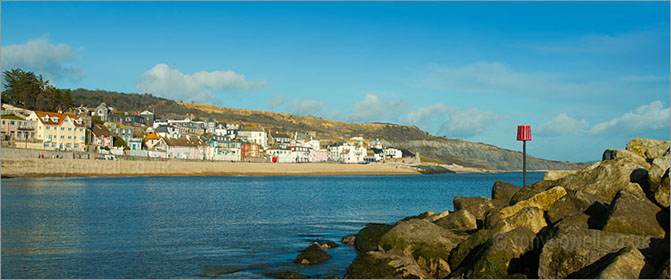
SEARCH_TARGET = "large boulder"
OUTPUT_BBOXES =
[553,213,591,234]
[497,186,567,221]
[595,247,651,279]
[510,179,560,205]
[424,210,450,222]
[294,244,331,264]
[448,229,495,271]
[538,229,651,278]
[654,169,670,208]
[379,219,467,278]
[547,191,609,224]
[543,170,578,181]
[453,196,494,221]
[491,181,520,207]
[354,223,393,252]
[648,157,670,192]
[558,156,650,202]
[434,209,477,231]
[464,227,537,279]
[491,207,547,235]
[626,138,670,159]
[646,143,670,159]
[602,187,666,239]
[344,251,408,279]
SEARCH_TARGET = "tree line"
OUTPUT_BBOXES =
[1,68,75,112]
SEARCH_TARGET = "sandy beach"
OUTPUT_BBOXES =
[1,158,423,178]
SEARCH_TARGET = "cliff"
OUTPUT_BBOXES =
[71,89,582,171]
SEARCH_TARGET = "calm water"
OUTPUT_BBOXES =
[2,173,543,279]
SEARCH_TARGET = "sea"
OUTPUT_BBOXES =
[1,173,544,279]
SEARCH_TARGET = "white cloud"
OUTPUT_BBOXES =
[348,93,406,122]
[1,36,84,83]
[405,103,501,138]
[537,113,590,136]
[136,64,266,104]
[589,101,670,135]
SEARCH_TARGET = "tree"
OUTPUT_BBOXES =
[2,69,47,109]
[2,69,75,112]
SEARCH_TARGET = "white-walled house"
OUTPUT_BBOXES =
[328,142,367,163]
[310,149,328,162]
[238,127,267,149]
[384,148,403,159]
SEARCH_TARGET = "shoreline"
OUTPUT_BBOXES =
[1,158,424,178]
[0,158,557,179]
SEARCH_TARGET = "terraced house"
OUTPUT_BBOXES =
[28,111,86,151]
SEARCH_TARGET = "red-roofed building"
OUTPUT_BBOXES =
[27,111,87,151]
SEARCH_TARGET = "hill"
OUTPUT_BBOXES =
[70,88,582,171]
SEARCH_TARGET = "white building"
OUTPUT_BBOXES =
[238,127,267,149]
[384,148,403,159]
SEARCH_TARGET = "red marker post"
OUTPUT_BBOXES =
[517,125,532,187]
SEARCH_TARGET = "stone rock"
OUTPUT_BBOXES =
[491,181,521,207]
[649,157,670,192]
[595,247,648,279]
[547,191,609,224]
[341,235,356,245]
[265,271,310,279]
[379,219,467,278]
[316,241,339,249]
[538,228,651,278]
[499,186,567,220]
[543,170,578,181]
[492,207,547,235]
[465,227,536,279]
[344,251,406,279]
[626,137,671,159]
[655,169,670,208]
[354,223,393,252]
[658,259,670,279]
[553,213,591,234]
[646,143,671,160]
[602,148,648,163]
[510,179,561,205]
[453,196,494,221]
[294,244,331,265]
[400,211,435,222]
[448,229,494,271]
[557,157,650,202]
[602,188,666,238]
[424,210,450,222]
[434,209,477,231]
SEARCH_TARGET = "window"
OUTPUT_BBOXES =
[66,143,71,148]
[61,136,64,139]
[68,136,72,139]
[1,120,4,125]
[68,128,72,131]
[10,121,15,125]
[46,135,51,139]
[80,136,85,141]
[74,143,79,148]
[51,142,56,147]
[61,127,64,130]
[46,126,50,130]
[44,143,49,147]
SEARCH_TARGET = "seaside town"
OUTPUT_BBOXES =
[0,102,417,164]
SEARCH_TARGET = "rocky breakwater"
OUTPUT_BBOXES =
[343,138,670,279]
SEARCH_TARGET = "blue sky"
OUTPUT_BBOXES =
[2,1,669,162]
